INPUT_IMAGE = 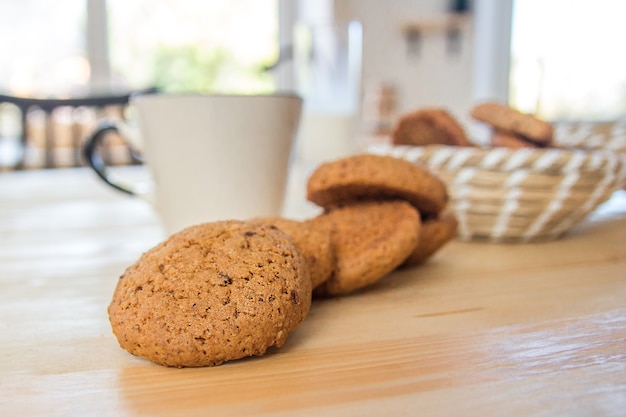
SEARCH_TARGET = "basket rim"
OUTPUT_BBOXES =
[367,143,624,176]
[552,120,626,152]
[367,143,625,242]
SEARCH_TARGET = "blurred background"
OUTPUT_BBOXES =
[1,0,626,170]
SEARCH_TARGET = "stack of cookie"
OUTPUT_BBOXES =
[304,154,457,296]
[108,154,457,368]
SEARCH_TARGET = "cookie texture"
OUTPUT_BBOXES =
[491,129,538,148]
[314,200,420,296]
[307,154,448,217]
[250,216,335,288]
[403,212,458,267]
[108,220,312,367]
[391,108,472,147]
[471,102,553,144]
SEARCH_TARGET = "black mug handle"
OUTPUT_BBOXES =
[83,118,139,195]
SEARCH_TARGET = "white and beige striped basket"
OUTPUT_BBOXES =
[368,143,626,243]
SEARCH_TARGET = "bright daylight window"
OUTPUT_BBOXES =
[0,0,88,97]
[0,0,278,96]
[510,0,626,121]
[107,0,278,94]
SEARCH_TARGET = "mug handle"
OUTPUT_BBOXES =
[83,118,141,195]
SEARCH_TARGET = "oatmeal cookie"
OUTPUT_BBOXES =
[391,108,472,147]
[250,216,335,288]
[491,129,539,148]
[471,101,553,145]
[313,200,420,296]
[403,211,458,267]
[108,220,312,367]
[306,154,448,217]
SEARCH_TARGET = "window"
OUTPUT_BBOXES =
[0,0,88,97]
[106,0,278,94]
[510,0,626,121]
[0,0,279,96]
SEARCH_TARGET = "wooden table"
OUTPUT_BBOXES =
[1,167,625,416]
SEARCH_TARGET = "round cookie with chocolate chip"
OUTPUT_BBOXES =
[250,216,335,288]
[108,220,312,368]
[307,154,448,217]
[314,200,421,296]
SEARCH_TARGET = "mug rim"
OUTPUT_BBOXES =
[131,91,302,104]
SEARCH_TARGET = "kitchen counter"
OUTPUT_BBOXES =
[1,167,625,416]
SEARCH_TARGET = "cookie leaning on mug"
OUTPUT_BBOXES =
[108,220,311,368]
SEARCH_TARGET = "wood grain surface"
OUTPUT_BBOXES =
[1,167,625,417]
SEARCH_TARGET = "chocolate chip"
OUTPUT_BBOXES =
[219,272,233,286]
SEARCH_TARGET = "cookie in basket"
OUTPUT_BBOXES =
[250,216,335,288]
[391,107,472,147]
[403,211,458,267]
[108,220,312,367]
[306,153,448,217]
[491,129,537,149]
[471,101,553,146]
[313,200,420,296]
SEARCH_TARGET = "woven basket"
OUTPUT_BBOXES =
[367,143,626,243]
[553,120,626,189]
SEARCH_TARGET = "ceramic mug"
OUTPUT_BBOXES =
[83,93,303,234]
